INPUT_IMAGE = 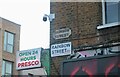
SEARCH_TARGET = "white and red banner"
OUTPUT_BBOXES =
[16,48,41,70]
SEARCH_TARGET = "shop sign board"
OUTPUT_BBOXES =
[53,28,71,39]
[16,48,41,70]
[51,42,71,57]
[61,54,120,75]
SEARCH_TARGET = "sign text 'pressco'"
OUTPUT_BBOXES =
[16,48,41,70]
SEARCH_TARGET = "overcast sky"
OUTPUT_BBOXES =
[0,0,50,50]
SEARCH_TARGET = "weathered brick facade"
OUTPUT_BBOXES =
[0,17,20,76]
[50,2,120,75]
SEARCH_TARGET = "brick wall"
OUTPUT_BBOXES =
[0,17,20,76]
[50,2,120,75]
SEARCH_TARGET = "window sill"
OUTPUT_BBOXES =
[97,22,120,30]
[3,50,13,54]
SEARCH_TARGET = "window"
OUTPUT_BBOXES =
[2,60,13,77]
[4,31,14,53]
[97,0,120,29]
[104,1,119,24]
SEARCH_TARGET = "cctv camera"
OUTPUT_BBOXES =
[43,16,48,22]
[43,14,55,22]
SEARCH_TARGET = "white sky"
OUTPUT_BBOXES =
[0,0,50,50]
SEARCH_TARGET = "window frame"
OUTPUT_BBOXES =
[2,60,13,77]
[97,0,120,29]
[4,31,15,53]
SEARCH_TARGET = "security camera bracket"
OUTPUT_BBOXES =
[44,14,55,22]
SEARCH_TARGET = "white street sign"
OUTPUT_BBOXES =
[51,42,71,57]
[53,28,71,39]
